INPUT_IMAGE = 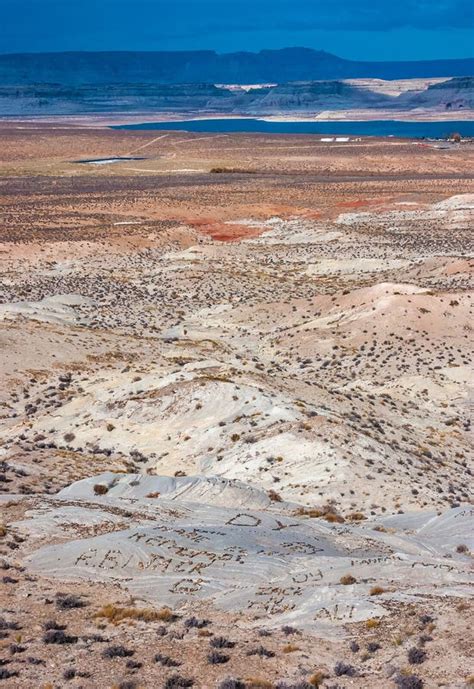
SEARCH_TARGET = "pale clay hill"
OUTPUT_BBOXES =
[0,127,473,688]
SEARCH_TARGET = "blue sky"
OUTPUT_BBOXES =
[1,0,473,59]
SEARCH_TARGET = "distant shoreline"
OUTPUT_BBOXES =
[1,109,474,129]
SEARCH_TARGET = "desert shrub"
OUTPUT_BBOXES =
[245,680,274,689]
[282,643,300,653]
[349,641,359,652]
[63,668,76,680]
[218,680,246,689]
[367,642,380,653]
[210,636,235,649]
[102,644,134,658]
[164,676,194,689]
[323,512,345,523]
[394,675,423,689]
[456,544,469,553]
[95,604,175,624]
[3,575,18,584]
[184,616,209,628]
[126,660,143,669]
[294,506,344,523]
[0,669,19,679]
[365,618,380,629]
[43,629,78,644]
[246,645,275,658]
[84,633,107,643]
[339,574,357,585]
[281,625,298,635]
[419,614,434,625]
[56,594,85,610]
[155,653,181,667]
[369,586,386,596]
[94,603,176,624]
[43,620,66,631]
[117,682,138,689]
[348,512,366,521]
[334,661,356,677]
[308,671,326,687]
[407,647,427,664]
[208,650,230,664]
[93,483,109,495]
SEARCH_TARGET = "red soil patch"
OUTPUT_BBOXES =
[191,220,266,242]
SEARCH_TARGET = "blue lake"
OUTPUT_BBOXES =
[113,118,474,139]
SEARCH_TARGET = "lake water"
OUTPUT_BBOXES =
[74,156,146,165]
[114,118,474,139]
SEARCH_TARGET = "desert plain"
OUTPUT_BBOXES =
[0,122,473,689]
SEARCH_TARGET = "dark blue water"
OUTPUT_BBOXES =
[113,118,474,139]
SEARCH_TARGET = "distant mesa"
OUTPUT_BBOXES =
[1,48,473,85]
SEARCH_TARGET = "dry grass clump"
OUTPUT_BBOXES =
[366,618,381,629]
[456,601,469,612]
[282,643,300,653]
[245,680,274,689]
[95,603,175,625]
[308,671,327,686]
[370,586,386,596]
[295,504,345,523]
[340,574,357,585]
[348,512,366,521]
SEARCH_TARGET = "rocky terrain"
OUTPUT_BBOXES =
[0,124,473,688]
[1,76,473,118]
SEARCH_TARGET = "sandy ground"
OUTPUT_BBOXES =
[0,123,473,689]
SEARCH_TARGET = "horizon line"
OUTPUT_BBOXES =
[1,47,473,62]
